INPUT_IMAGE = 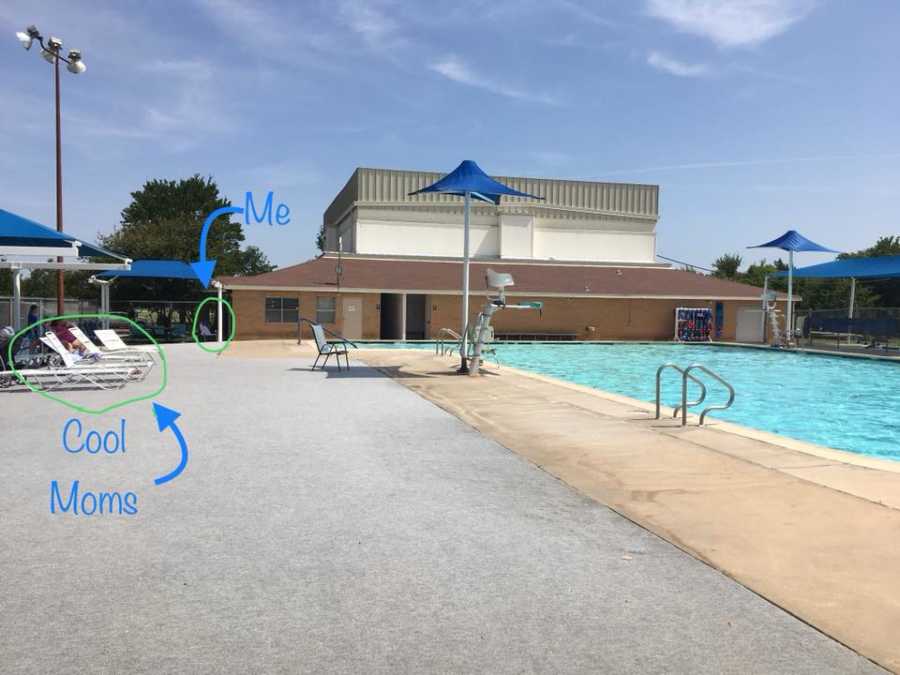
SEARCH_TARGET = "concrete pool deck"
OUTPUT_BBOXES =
[0,342,889,673]
[348,345,900,672]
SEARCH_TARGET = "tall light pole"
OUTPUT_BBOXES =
[15,25,87,315]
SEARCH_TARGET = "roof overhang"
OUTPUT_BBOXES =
[220,283,772,301]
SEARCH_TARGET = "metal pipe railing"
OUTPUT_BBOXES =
[435,327,462,356]
[681,364,735,426]
[655,363,707,419]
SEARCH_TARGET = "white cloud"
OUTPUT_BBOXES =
[338,0,405,51]
[141,58,215,80]
[193,0,341,69]
[552,0,618,28]
[647,51,710,77]
[645,0,816,48]
[429,55,561,106]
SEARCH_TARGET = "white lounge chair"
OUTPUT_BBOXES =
[23,333,144,391]
[68,326,155,380]
[94,329,160,354]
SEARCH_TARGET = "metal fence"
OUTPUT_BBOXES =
[801,307,900,353]
[109,299,228,343]
[0,296,99,329]
[1,296,227,344]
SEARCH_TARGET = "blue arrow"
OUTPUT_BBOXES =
[152,401,188,486]
[190,206,244,287]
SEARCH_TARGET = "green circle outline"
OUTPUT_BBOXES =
[191,297,236,353]
[5,313,167,416]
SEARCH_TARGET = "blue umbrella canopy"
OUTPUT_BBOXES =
[748,229,839,253]
[409,160,543,204]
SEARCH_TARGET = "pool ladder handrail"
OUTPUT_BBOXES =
[655,364,708,420]
[655,363,736,426]
[436,327,463,356]
[682,364,735,426]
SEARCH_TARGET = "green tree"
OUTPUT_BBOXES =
[101,175,246,274]
[315,223,327,253]
[97,175,276,301]
[839,235,900,308]
[237,246,276,276]
[21,268,95,300]
[742,258,780,289]
[712,253,742,279]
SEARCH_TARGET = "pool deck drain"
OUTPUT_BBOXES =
[355,347,900,673]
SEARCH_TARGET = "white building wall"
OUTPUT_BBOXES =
[356,218,499,258]
[325,169,660,264]
[533,227,655,263]
[499,214,533,258]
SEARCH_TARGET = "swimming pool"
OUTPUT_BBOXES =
[363,342,900,461]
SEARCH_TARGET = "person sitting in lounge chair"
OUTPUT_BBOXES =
[49,320,94,359]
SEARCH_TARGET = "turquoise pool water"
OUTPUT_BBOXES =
[364,342,900,461]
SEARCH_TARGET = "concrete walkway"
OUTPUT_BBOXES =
[0,344,886,673]
[355,347,900,673]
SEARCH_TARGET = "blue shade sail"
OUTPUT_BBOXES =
[409,160,544,204]
[774,255,900,279]
[748,229,839,253]
[0,208,125,259]
[97,259,200,280]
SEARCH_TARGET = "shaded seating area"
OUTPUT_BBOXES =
[0,208,131,330]
[93,259,226,343]
[775,255,900,350]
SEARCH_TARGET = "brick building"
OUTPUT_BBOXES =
[219,168,781,341]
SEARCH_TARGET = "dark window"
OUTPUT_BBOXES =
[265,297,299,323]
[316,297,336,324]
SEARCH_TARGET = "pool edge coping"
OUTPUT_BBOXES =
[356,346,900,474]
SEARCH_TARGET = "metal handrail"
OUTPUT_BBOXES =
[681,364,735,426]
[655,363,707,419]
[436,327,462,356]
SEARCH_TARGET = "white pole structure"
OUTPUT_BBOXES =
[87,276,113,329]
[787,250,794,345]
[215,281,224,344]
[12,269,22,330]
[761,274,769,342]
[101,283,110,329]
[848,277,856,345]
[459,190,471,373]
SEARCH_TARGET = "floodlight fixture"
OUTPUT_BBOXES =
[66,50,86,74]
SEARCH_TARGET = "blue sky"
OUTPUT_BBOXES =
[1,0,898,270]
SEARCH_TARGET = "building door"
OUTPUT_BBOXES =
[736,308,764,343]
[405,294,427,340]
[342,297,363,339]
[379,293,403,339]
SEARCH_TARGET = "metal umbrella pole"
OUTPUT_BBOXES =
[459,190,471,373]
[787,250,794,344]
